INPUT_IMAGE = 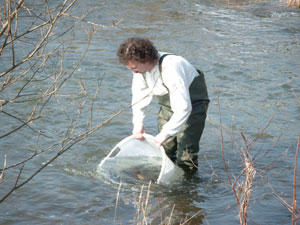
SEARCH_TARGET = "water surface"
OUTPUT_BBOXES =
[1,0,299,224]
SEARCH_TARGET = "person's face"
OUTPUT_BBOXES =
[126,61,155,74]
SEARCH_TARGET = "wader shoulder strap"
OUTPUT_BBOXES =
[158,54,172,73]
[158,54,173,93]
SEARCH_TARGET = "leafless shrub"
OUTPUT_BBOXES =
[215,89,300,225]
[0,0,123,203]
[217,92,257,225]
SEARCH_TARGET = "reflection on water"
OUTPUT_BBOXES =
[1,0,300,224]
[98,156,162,185]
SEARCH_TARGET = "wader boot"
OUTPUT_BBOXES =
[155,69,209,174]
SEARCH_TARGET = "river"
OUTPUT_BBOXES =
[0,0,300,224]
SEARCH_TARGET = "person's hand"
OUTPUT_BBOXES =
[154,133,167,148]
[133,126,145,141]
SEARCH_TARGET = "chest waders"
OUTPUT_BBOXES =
[155,54,209,174]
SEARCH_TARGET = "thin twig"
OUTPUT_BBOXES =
[114,179,122,225]
[167,204,175,225]
[0,103,132,203]
[0,110,44,138]
[0,0,24,37]
[217,90,242,224]
[88,77,104,129]
[292,136,300,225]
[0,155,7,184]
[142,181,152,225]
[180,210,204,225]
[0,0,77,78]
[0,112,41,139]
[136,184,145,224]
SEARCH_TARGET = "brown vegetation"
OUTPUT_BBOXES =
[286,0,300,7]
[216,91,300,225]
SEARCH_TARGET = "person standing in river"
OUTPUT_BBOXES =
[117,37,209,174]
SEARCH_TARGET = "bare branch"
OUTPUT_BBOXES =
[0,0,125,205]
[292,136,300,225]
[87,77,104,129]
[0,112,41,139]
[0,102,131,203]
[0,110,45,138]
[0,0,24,37]
[0,0,78,78]
[216,89,242,224]
[0,155,7,184]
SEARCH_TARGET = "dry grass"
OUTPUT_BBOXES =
[215,89,300,225]
[112,180,205,225]
[291,136,300,225]
[286,0,300,7]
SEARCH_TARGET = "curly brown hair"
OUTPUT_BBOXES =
[117,37,159,65]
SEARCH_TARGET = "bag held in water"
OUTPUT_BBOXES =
[98,134,183,184]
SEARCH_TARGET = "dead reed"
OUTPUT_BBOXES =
[286,0,300,7]
[239,133,256,225]
[291,136,300,225]
[111,180,205,225]
[217,91,256,225]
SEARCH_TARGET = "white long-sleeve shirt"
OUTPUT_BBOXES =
[131,52,199,139]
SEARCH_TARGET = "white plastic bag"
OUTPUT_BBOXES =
[98,134,183,185]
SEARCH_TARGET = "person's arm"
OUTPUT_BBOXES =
[131,73,153,139]
[155,59,193,147]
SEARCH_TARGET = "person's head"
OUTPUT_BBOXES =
[117,37,159,73]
